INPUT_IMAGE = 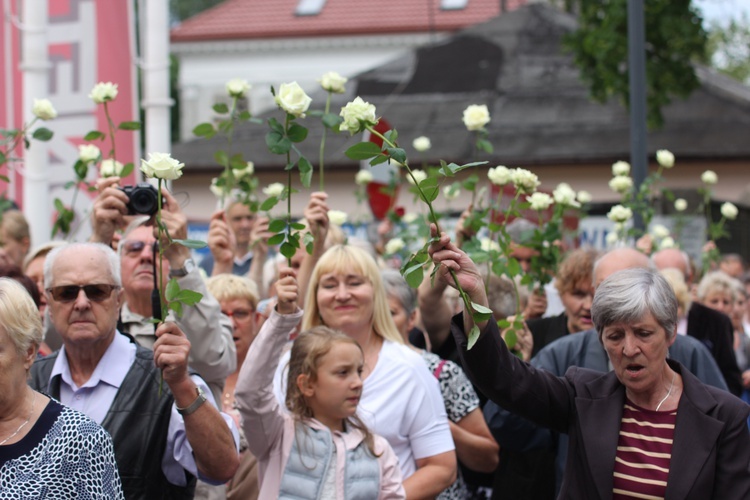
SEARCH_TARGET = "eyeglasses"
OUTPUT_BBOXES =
[121,240,159,257]
[222,309,254,322]
[46,284,119,303]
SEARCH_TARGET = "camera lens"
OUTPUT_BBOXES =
[130,186,158,215]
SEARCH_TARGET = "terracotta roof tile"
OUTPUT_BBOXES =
[171,0,526,42]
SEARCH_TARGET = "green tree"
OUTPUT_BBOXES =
[170,0,224,22]
[563,0,707,129]
[705,14,750,84]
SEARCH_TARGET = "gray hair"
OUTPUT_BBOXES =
[0,278,43,355]
[592,268,678,340]
[381,269,417,315]
[44,242,122,288]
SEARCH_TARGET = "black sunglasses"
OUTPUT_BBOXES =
[46,284,119,303]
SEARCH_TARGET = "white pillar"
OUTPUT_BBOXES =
[141,0,172,160]
[20,0,50,245]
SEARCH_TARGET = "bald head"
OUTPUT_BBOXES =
[593,247,651,288]
[652,248,691,284]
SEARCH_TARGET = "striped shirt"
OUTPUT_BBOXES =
[612,400,676,500]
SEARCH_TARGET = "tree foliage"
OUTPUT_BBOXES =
[563,0,707,129]
[705,14,750,84]
[170,0,224,23]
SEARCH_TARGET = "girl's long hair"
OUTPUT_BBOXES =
[286,326,380,456]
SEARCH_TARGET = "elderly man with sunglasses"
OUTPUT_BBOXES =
[30,242,240,499]
[88,178,235,404]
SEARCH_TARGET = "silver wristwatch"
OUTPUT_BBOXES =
[176,386,207,416]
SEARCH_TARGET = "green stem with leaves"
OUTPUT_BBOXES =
[103,103,118,163]
[285,115,293,268]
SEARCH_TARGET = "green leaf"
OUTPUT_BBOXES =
[214,150,229,167]
[118,121,141,131]
[402,261,425,288]
[507,257,522,276]
[165,278,181,301]
[230,154,247,170]
[266,130,291,154]
[260,196,279,211]
[268,233,286,246]
[73,160,88,180]
[369,155,389,166]
[417,176,439,203]
[267,117,284,134]
[174,289,203,306]
[213,103,229,114]
[84,130,106,141]
[193,122,215,138]
[467,325,481,350]
[470,302,493,322]
[386,147,406,164]
[171,238,207,249]
[32,127,53,141]
[476,138,493,153]
[290,222,306,231]
[268,219,287,232]
[345,142,382,160]
[0,175,9,183]
[53,198,66,211]
[322,113,343,129]
[170,301,184,319]
[504,328,517,350]
[238,110,253,121]
[303,232,315,254]
[384,129,398,144]
[120,162,134,177]
[287,123,308,143]
[280,241,297,259]
[298,156,313,188]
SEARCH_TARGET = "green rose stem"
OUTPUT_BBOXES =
[155,178,167,396]
[367,125,477,330]
[285,114,293,268]
[103,102,118,164]
[319,91,332,191]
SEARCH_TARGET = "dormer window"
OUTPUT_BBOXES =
[441,0,468,10]
[296,0,327,16]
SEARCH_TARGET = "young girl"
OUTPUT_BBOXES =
[234,269,405,499]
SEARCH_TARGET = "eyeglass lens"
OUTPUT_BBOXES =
[47,284,118,303]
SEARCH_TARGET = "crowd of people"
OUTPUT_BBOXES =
[0,177,748,499]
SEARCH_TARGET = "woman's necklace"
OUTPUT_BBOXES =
[655,370,676,411]
[0,391,35,446]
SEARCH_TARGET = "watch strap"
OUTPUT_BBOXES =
[176,386,207,416]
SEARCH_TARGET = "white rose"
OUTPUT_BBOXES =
[480,237,500,252]
[402,212,418,224]
[384,238,405,255]
[605,231,619,246]
[462,104,490,131]
[607,204,633,223]
[611,161,631,177]
[234,162,254,179]
[339,97,378,134]
[720,202,738,220]
[443,185,460,200]
[407,169,427,185]
[552,183,580,207]
[327,210,348,226]
[275,81,312,118]
[78,144,101,164]
[701,170,718,185]
[413,136,431,152]
[511,168,540,194]
[32,98,57,120]
[674,198,687,212]
[651,224,670,239]
[660,237,676,249]
[656,149,674,168]
[487,165,511,186]
[262,182,285,198]
[577,190,592,204]
[140,152,184,180]
[100,159,124,178]
[528,192,553,211]
[226,78,251,98]
[319,71,347,94]
[355,170,373,186]
[89,82,118,104]
[608,175,633,194]
[210,178,224,198]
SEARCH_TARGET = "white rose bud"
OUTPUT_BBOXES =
[100,159,124,178]
[611,161,631,177]
[327,210,348,226]
[552,183,580,208]
[651,224,670,239]
[140,152,184,180]
[701,170,718,185]
[528,192,554,211]
[407,169,427,185]
[605,231,619,246]
[720,202,738,220]
[210,178,224,198]
[384,238,406,255]
[226,78,251,98]
[89,82,119,104]
[413,136,431,152]
[656,149,675,168]
[262,182,285,198]
[511,168,540,194]
[607,204,633,223]
[319,71,347,94]
[462,104,490,131]
[355,170,373,186]
[275,81,312,118]
[78,144,101,164]
[577,190,592,204]
[443,185,460,200]
[487,166,511,186]
[480,237,500,252]
[674,198,687,212]
[402,212,418,224]
[608,175,634,194]
[234,162,254,179]
[339,97,378,134]
[32,98,57,121]
[660,237,676,249]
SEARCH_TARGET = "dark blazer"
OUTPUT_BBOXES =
[687,301,743,395]
[526,313,570,357]
[452,315,750,499]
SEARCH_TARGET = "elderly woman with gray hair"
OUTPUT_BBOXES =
[429,227,750,499]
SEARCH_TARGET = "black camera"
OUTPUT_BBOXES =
[118,183,159,216]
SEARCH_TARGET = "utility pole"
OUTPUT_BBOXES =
[628,0,648,232]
